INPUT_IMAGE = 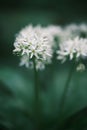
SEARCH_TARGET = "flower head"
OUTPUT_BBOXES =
[57,37,87,70]
[65,23,87,39]
[76,63,86,72]
[57,37,87,61]
[13,25,54,70]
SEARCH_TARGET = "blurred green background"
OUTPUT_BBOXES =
[0,0,87,130]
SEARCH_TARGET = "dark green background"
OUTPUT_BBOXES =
[0,0,87,130]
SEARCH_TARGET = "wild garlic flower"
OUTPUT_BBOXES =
[46,25,62,37]
[56,23,87,45]
[13,25,53,70]
[76,63,85,72]
[57,37,87,70]
[65,23,87,39]
[47,25,64,48]
[34,25,62,48]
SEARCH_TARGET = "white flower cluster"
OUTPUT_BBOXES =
[65,23,87,38]
[57,37,87,62]
[57,37,87,71]
[13,25,56,70]
[13,23,87,71]
[56,23,87,44]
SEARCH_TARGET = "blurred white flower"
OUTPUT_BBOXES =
[19,55,30,68]
[46,25,62,37]
[57,37,87,62]
[76,63,86,72]
[65,23,87,38]
[36,60,45,70]
[13,25,54,70]
[34,25,63,48]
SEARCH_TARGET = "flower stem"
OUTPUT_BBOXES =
[33,58,40,128]
[58,63,75,125]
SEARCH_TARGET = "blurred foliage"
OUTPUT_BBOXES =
[0,62,87,129]
[0,0,87,129]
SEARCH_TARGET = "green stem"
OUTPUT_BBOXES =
[59,63,75,125]
[33,58,40,129]
[33,58,39,111]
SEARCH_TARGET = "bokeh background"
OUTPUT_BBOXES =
[0,0,87,130]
